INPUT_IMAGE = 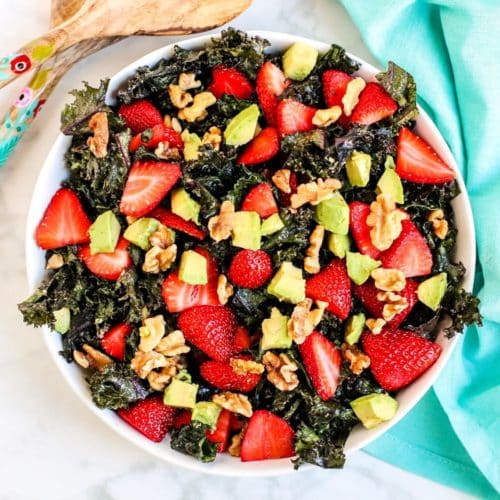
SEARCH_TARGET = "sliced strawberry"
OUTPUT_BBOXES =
[354,278,418,329]
[228,249,273,289]
[279,170,297,207]
[35,188,91,250]
[241,183,278,219]
[200,358,261,393]
[350,82,398,125]
[298,331,342,401]
[128,124,183,152]
[380,220,433,277]
[208,65,254,100]
[101,323,133,360]
[306,259,351,320]
[240,410,295,461]
[118,99,163,134]
[232,326,252,354]
[206,409,233,452]
[117,394,178,443]
[349,201,380,259]
[78,237,132,281]
[237,127,280,165]
[322,69,352,126]
[362,329,442,392]
[276,99,317,136]
[148,207,205,240]
[119,161,181,217]
[396,127,455,184]
[256,62,289,126]
[229,413,244,432]
[177,305,237,362]
[173,410,192,429]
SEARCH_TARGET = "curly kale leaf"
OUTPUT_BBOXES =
[442,287,482,337]
[229,288,273,329]
[315,44,360,74]
[281,75,323,106]
[170,421,218,462]
[87,363,150,409]
[225,166,267,207]
[376,61,418,127]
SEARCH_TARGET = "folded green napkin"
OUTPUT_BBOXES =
[339,1,500,497]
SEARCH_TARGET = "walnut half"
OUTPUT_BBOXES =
[212,392,253,418]
[262,351,299,391]
[87,111,109,158]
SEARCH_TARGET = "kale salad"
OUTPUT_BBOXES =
[19,29,481,468]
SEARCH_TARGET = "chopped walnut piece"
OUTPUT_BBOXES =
[73,350,90,369]
[87,111,109,158]
[142,244,177,273]
[341,343,371,375]
[366,318,386,335]
[427,209,449,240]
[304,225,325,274]
[217,274,234,305]
[312,105,342,127]
[154,141,181,160]
[208,200,235,241]
[212,392,253,418]
[342,77,366,116]
[139,315,166,352]
[178,92,216,123]
[178,72,202,91]
[371,267,406,292]
[272,169,292,193]
[230,358,265,375]
[228,432,243,457]
[202,126,222,150]
[288,299,327,345]
[164,115,182,133]
[149,225,173,249]
[168,84,193,109]
[291,178,342,209]
[74,344,112,371]
[366,193,408,251]
[377,291,409,321]
[131,350,168,379]
[155,330,190,357]
[147,357,183,391]
[46,254,64,270]
[262,352,299,391]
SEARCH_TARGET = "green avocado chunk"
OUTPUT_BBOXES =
[89,210,121,255]
[376,165,405,204]
[344,312,366,345]
[179,250,208,285]
[346,151,372,187]
[192,401,222,429]
[224,104,260,146]
[267,262,306,304]
[282,42,319,81]
[171,188,200,225]
[123,217,160,250]
[231,211,261,250]
[315,191,350,235]
[351,393,399,429]
[417,272,447,311]
[328,233,350,258]
[346,251,381,285]
[181,130,202,161]
[163,378,198,409]
[53,307,70,334]
[261,213,285,236]
[261,307,292,350]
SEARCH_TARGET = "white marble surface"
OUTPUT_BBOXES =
[0,0,472,498]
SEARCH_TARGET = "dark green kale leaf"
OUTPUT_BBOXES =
[315,44,360,74]
[170,421,218,462]
[225,166,267,207]
[281,75,323,106]
[87,363,150,409]
[315,311,344,346]
[229,288,273,329]
[442,287,482,337]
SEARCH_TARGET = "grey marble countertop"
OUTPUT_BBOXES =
[0,0,471,498]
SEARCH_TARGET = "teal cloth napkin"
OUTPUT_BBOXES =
[339,1,500,497]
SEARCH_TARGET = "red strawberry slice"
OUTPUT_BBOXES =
[128,124,183,152]
[396,127,455,184]
[240,410,295,461]
[232,326,251,354]
[206,409,233,452]
[35,188,91,250]
[177,305,237,362]
[200,357,262,393]
[322,69,352,126]
[101,323,133,360]
[120,161,181,217]
[256,61,289,126]
[354,278,418,329]
[350,82,398,125]
[306,259,352,320]
[119,99,163,134]
[380,220,433,277]
[117,394,178,443]
[349,201,381,259]
[78,237,132,281]
[173,410,192,429]
[298,331,342,401]
[208,65,254,100]
[362,329,441,392]
[148,207,205,240]
[241,183,278,219]
[276,99,317,136]
[228,249,273,289]
[237,127,280,165]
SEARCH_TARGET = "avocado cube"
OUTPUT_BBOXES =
[261,213,285,236]
[417,273,447,311]
[376,167,404,204]
[346,251,381,285]
[224,104,260,146]
[267,262,306,304]
[282,42,319,81]
[192,402,222,429]
[124,217,160,250]
[346,151,372,187]
[351,393,398,429]
[171,188,200,225]
[179,250,208,285]
[344,312,366,345]
[261,307,292,350]
[89,210,121,254]
[163,379,198,409]
[328,233,350,258]
[315,192,349,235]
[53,307,70,334]
[181,130,202,161]
[231,211,261,250]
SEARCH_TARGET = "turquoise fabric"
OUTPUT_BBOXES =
[338,0,500,496]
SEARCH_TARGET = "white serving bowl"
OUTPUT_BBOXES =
[25,31,476,476]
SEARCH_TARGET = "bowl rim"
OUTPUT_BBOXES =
[24,30,476,477]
